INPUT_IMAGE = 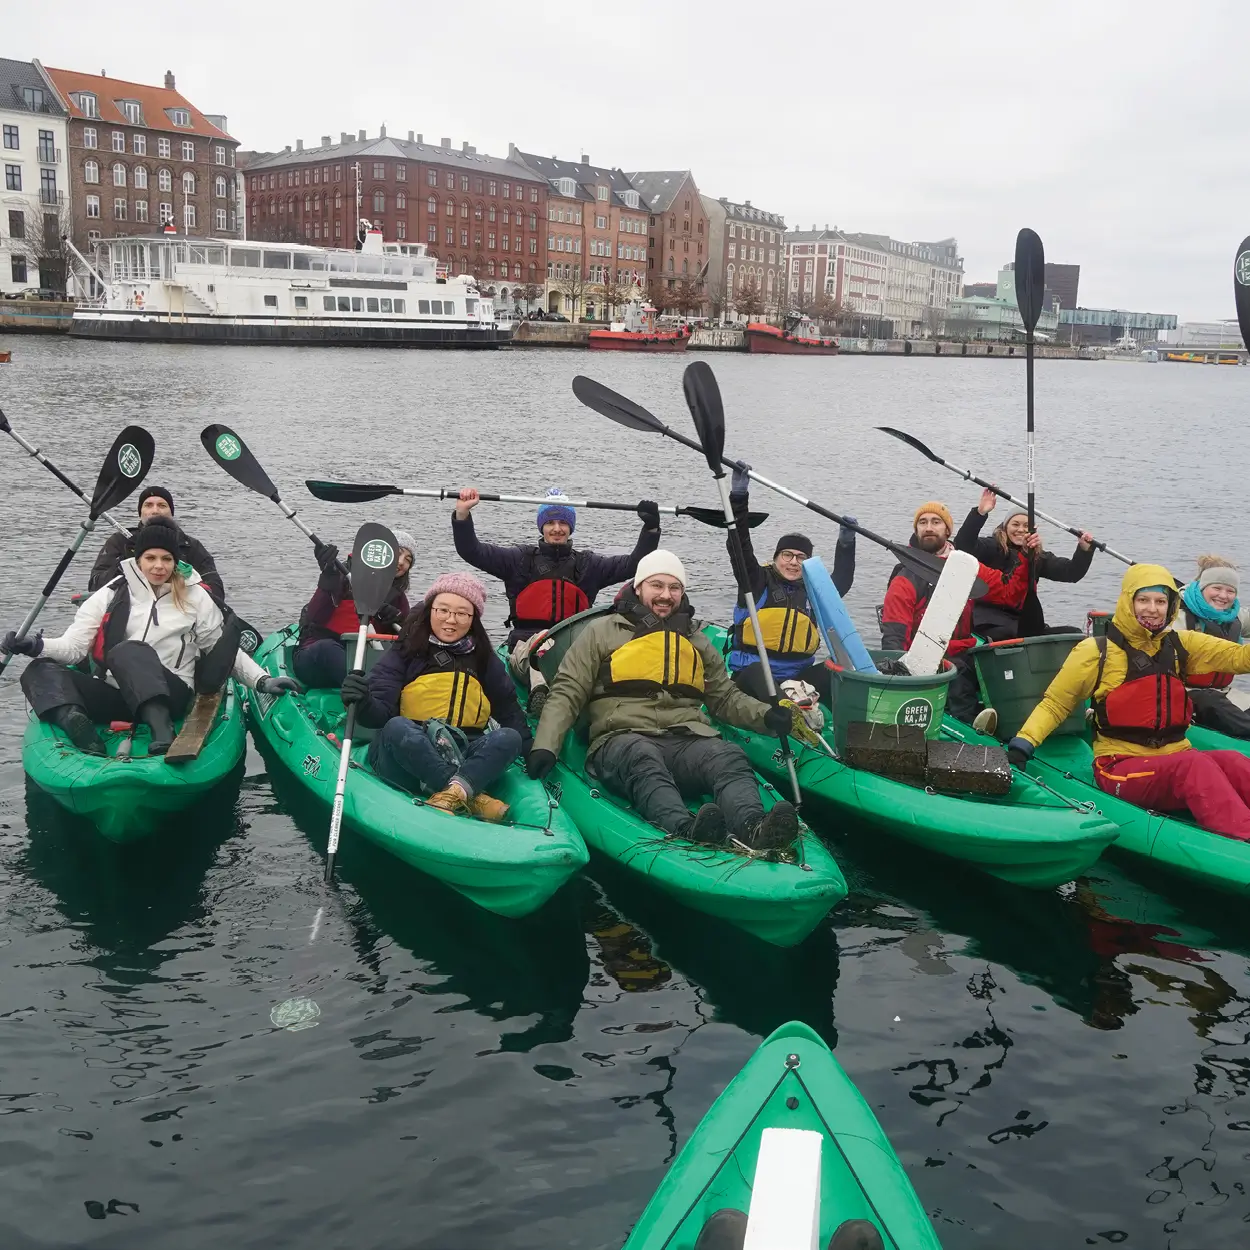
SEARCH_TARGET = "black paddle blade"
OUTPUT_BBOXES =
[348,522,400,617]
[682,505,768,529]
[682,360,726,477]
[306,480,402,504]
[0,407,11,434]
[1013,228,1046,333]
[200,424,280,502]
[1234,236,1250,351]
[877,426,941,463]
[572,375,665,433]
[92,425,155,517]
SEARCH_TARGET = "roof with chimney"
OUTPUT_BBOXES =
[0,58,67,117]
[625,170,695,213]
[714,197,785,229]
[512,150,644,210]
[43,67,233,139]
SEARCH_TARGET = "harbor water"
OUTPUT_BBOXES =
[1,336,1248,1249]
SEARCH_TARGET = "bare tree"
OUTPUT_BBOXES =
[811,291,845,330]
[704,279,725,322]
[18,204,76,294]
[554,265,587,321]
[519,281,543,314]
[598,268,635,321]
[733,273,765,319]
[922,304,946,339]
[251,219,306,244]
[673,278,705,319]
[646,274,675,313]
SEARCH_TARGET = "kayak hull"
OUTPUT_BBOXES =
[20,684,246,843]
[621,1020,942,1250]
[247,628,588,917]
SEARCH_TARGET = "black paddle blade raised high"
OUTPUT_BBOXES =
[1234,236,1250,349]
[306,480,402,504]
[0,407,11,434]
[93,425,155,517]
[200,424,280,501]
[682,360,727,476]
[876,426,943,464]
[572,374,667,435]
[348,521,401,617]
[683,505,768,529]
[1014,228,1046,333]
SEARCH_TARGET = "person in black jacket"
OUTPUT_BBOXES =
[953,488,1095,641]
[88,486,225,599]
[340,572,528,823]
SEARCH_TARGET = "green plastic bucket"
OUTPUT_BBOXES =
[1087,610,1110,638]
[968,633,1087,740]
[531,605,613,683]
[828,651,956,750]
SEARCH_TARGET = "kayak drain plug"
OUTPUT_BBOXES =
[786,1096,800,1110]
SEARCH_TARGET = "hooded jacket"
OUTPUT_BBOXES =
[40,559,267,691]
[1018,563,1250,758]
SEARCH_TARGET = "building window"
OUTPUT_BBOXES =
[461,229,468,247]
[488,180,496,195]
[82,127,97,150]
[427,168,437,186]
[183,171,196,195]
[396,191,406,209]
[158,137,171,158]
[427,224,436,243]
[461,201,469,218]
[113,198,127,220]
[372,162,385,179]
[334,189,342,209]
[135,199,148,222]
[112,131,125,152]
[529,238,537,254]
[445,226,453,244]
[445,172,454,189]
[113,162,127,187]
[395,163,406,181]
[11,255,28,284]
[1,124,17,149]
[215,207,227,230]
[181,141,194,161]
[427,195,437,213]
[489,232,496,249]
[372,190,385,213]
[87,229,101,244]
[214,174,226,198]
[83,159,100,184]
[4,165,20,191]
[460,175,468,191]
[184,203,196,229]
[159,201,173,224]
[86,194,100,218]
[215,145,226,165]
[158,167,172,192]
[7,209,23,238]
[122,100,141,124]
[77,92,98,118]
[445,199,454,216]
[396,221,406,239]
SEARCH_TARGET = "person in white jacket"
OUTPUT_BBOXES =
[2,519,299,757]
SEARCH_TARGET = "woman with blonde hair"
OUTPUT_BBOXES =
[2,518,298,757]
[1181,554,1250,738]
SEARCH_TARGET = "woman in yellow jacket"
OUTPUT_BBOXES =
[1006,563,1250,841]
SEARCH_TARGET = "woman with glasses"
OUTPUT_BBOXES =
[338,572,529,822]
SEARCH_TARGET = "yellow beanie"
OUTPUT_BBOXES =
[914,501,953,535]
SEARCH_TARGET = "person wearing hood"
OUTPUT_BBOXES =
[340,573,527,822]
[525,550,816,853]
[725,464,856,704]
[1180,555,1250,739]
[292,528,416,689]
[87,486,225,599]
[452,485,661,711]
[3,519,297,757]
[954,488,1095,639]
[1007,563,1250,841]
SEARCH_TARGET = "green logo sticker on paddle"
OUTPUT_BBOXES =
[214,432,242,461]
[359,539,395,570]
[117,443,142,478]
[1237,251,1250,287]
[895,697,934,730]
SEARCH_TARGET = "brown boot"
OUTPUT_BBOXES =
[469,792,510,823]
[427,785,470,816]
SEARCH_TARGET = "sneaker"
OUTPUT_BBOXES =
[52,706,106,756]
[687,802,727,845]
[972,707,998,736]
[469,792,510,823]
[526,685,549,719]
[827,1219,885,1250]
[746,801,799,853]
[427,785,470,816]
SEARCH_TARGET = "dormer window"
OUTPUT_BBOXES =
[77,92,98,118]
[596,185,608,201]
[120,100,142,125]
[23,86,45,110]
[621,189,639,209]
[556,177,576,197]
[169,108,191,127]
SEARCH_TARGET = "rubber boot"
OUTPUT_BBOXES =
[138,697,176,757]
[746,800,798,853]
[687,801,728,846]
[50,705,107,757]
[693,1208,747,1250]
[827,1219,885,1250]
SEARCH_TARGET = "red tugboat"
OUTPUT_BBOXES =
[588,301,690,352]
[744,313,839,355]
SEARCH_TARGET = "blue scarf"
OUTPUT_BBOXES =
[438,635,476,655]
[1182,578,1241,625]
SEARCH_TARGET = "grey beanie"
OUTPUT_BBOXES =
[1198,563,1240,593]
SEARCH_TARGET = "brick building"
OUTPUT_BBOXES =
[701,196,785,320]
[511,149,647,319]
[244,131,547,299]
[626,171,709,306]
[42,68,238,252]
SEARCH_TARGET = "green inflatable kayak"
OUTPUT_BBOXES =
[703,627,1118,890]
[513,610,847,948]
[621,1021,942,1250]
[21,683,246,842]
[245,626,588,917]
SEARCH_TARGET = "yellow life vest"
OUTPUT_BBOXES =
[599,627,705,701]
[399,668,492,729]
[740,605,820,658]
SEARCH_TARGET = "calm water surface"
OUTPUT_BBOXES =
[1,336,1249,1249]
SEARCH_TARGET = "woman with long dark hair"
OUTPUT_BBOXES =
[340,573,530,821]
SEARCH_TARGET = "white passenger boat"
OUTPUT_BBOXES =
[68,221,507,348]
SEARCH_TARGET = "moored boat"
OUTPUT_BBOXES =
[744,314,839,355]
[588,300,689,351]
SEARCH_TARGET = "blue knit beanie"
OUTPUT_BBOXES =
[537,486,576,534]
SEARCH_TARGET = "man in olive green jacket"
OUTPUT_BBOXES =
[525,549,801,851]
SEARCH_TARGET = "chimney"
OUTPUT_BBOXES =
[380,123,386,137]
[508,142,519,161]
[417,133,423,144]
[164,70,175,90]
[321,135,331,146]
[744,199,751,207]
[407,130,414,141]
[284,145,291,153]
[462,141,469,153]
[296,139,303,152]
[358,128,366,141]
[441,137,450,149]
[581,153,588,164]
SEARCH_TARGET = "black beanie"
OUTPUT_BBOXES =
[138,485,175,514]
[774,533,814,559]
[133,518,182,560]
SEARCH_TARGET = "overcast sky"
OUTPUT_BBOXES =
[11,1,1245,319]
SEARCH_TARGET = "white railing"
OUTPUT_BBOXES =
[110,264,160,280]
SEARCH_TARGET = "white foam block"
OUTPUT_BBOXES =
[743,1127,823,1250]
[903,550,981,676]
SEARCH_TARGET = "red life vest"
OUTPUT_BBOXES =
[509,546,591,629]
[325,596,364,635]
[1093,625,1192,748]
[979,550,1030,609]
[1182,610,1240,690]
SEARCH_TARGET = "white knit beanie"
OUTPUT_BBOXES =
[634,549,687,589]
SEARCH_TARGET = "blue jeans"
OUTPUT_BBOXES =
[368,717,522,798]
[292,638,348,689]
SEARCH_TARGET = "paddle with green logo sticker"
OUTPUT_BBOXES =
[325,521,400,884]
[1,425,155,676]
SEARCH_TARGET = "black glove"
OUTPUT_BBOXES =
[372,603,404,630]
[636,499,661,531]
[2,630,42,658]
[340,671,370,707]
[526,748,556,780]
[257,675,303,696]
[313,540,339,573]
[876,657,911,676]
[731,464,751,495]
[837,515,858,547]
[763,700,795,737]
[1006,737,1035,768]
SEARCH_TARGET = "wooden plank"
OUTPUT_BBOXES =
[165,691,223,762]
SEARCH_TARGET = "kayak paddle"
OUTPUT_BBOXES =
[571,374,971,592]
[1234,234,1250,358]
[876,427,1133,565]
[1014,227,1045,543]
[1,425,155,677]
[303,479,769,529]
[325,521,399,884]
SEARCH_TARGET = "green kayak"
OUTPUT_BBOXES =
[621,1021,942,1250]
[245,626,588,917]
[703,627,1118,890]
[21,683,246,843]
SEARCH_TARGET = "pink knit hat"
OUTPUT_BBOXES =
[424,572,487,617]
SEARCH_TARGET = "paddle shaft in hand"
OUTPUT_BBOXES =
[0,425,155,676]
[1233,234,1250,367]
[325,522,400,884]
[571,374,953,587]
[683,360,803,806]
[876,426,1134,565]
[1014,228,1045,607]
